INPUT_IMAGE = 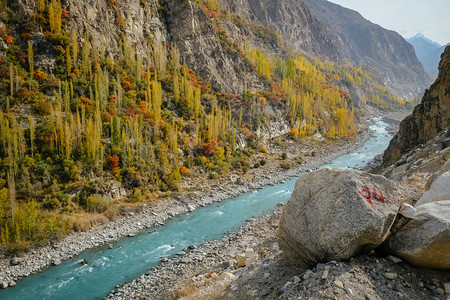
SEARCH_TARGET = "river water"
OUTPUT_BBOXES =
[0,117,393,300]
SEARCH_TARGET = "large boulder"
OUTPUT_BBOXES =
[416,171,450,206]
[388,200,450,269]
[277,168,402,267]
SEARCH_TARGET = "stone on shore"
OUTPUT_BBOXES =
[388,200,450,269]
[10,257,22,266]
[277,168,401,267]
[235,248,258,267]
[416,171,450,206]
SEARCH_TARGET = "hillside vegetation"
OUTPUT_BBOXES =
[0,0,408,253]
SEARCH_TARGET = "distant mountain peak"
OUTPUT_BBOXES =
[408,33,441,48]
[407,33,445,77]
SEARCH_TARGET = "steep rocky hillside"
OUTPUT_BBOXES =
[222,0,340,61]
[306,0,433,99]
[383,46,450,167]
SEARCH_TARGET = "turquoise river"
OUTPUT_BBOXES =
[0,117,394,300]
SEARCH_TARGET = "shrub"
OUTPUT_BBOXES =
[86,194,110,213]
[241,166,248,174]
[180,166,192,176]
[259,159,267,166]
[43,197,61,210]
[261,147,268,153]
[281,152,287,160]
[280,162,291,169]
[288,128,298,138]
[33,98,53,115]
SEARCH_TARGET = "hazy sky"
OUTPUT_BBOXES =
[328,0,450,45]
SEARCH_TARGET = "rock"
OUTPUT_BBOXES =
[388,200,450,269]
[416,171,450,206]
[235,253,246,267]
[235,177,245,185]
[245,248,255,257]
[1,281,8,289]
[219,272,237,281]
[180,257,192,264]
[398,203,416,218]
[52,259,61,266]
[10,257,22,266]
[438,288,445,295]
[382,46,450,167]
[387,255,402,263]
[235,248,258,267]
[444,282,450,294]
[384,272,398,280]
[303,269,314,280]
[277,169,401,267]
[320,270,329,284]
[334,279,344,289]
[246,290,258,298]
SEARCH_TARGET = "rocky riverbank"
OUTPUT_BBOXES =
[106,205,450,300]
[105,120,450,300]
[0,115,398,289]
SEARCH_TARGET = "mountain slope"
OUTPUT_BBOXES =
[222,0,340,61]
[407,33,441,60]
[407,34,447,77]
[306,0,433,99]
[383,45,450,167]
[1,0,402,251]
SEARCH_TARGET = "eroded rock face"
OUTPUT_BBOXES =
[166,0,263,94]
[388,201,450,269]
[383,46,450,167]
[277,168,401,267]
[416,171,450,206]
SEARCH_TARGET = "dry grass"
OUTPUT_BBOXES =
[72,212,108,232]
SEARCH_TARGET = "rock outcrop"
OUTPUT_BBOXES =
[416,171,450,206]
[388,201,450,269]
[383,46,450,167]
[306,0,433,99]
[277,168,401,268]
[166,0,263,94]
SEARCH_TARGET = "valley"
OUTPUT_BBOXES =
[0,0,448,299]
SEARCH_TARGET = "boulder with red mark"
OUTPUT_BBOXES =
[277,168,402,268]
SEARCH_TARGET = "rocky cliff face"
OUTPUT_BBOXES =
[306,0,433,99]
[166,0,262,93]
[223,0,339,60]
[383,46,450,167]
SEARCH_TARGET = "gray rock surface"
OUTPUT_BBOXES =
[277,168,401,267]
[388,200,450,269]
[416,171,450,206]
